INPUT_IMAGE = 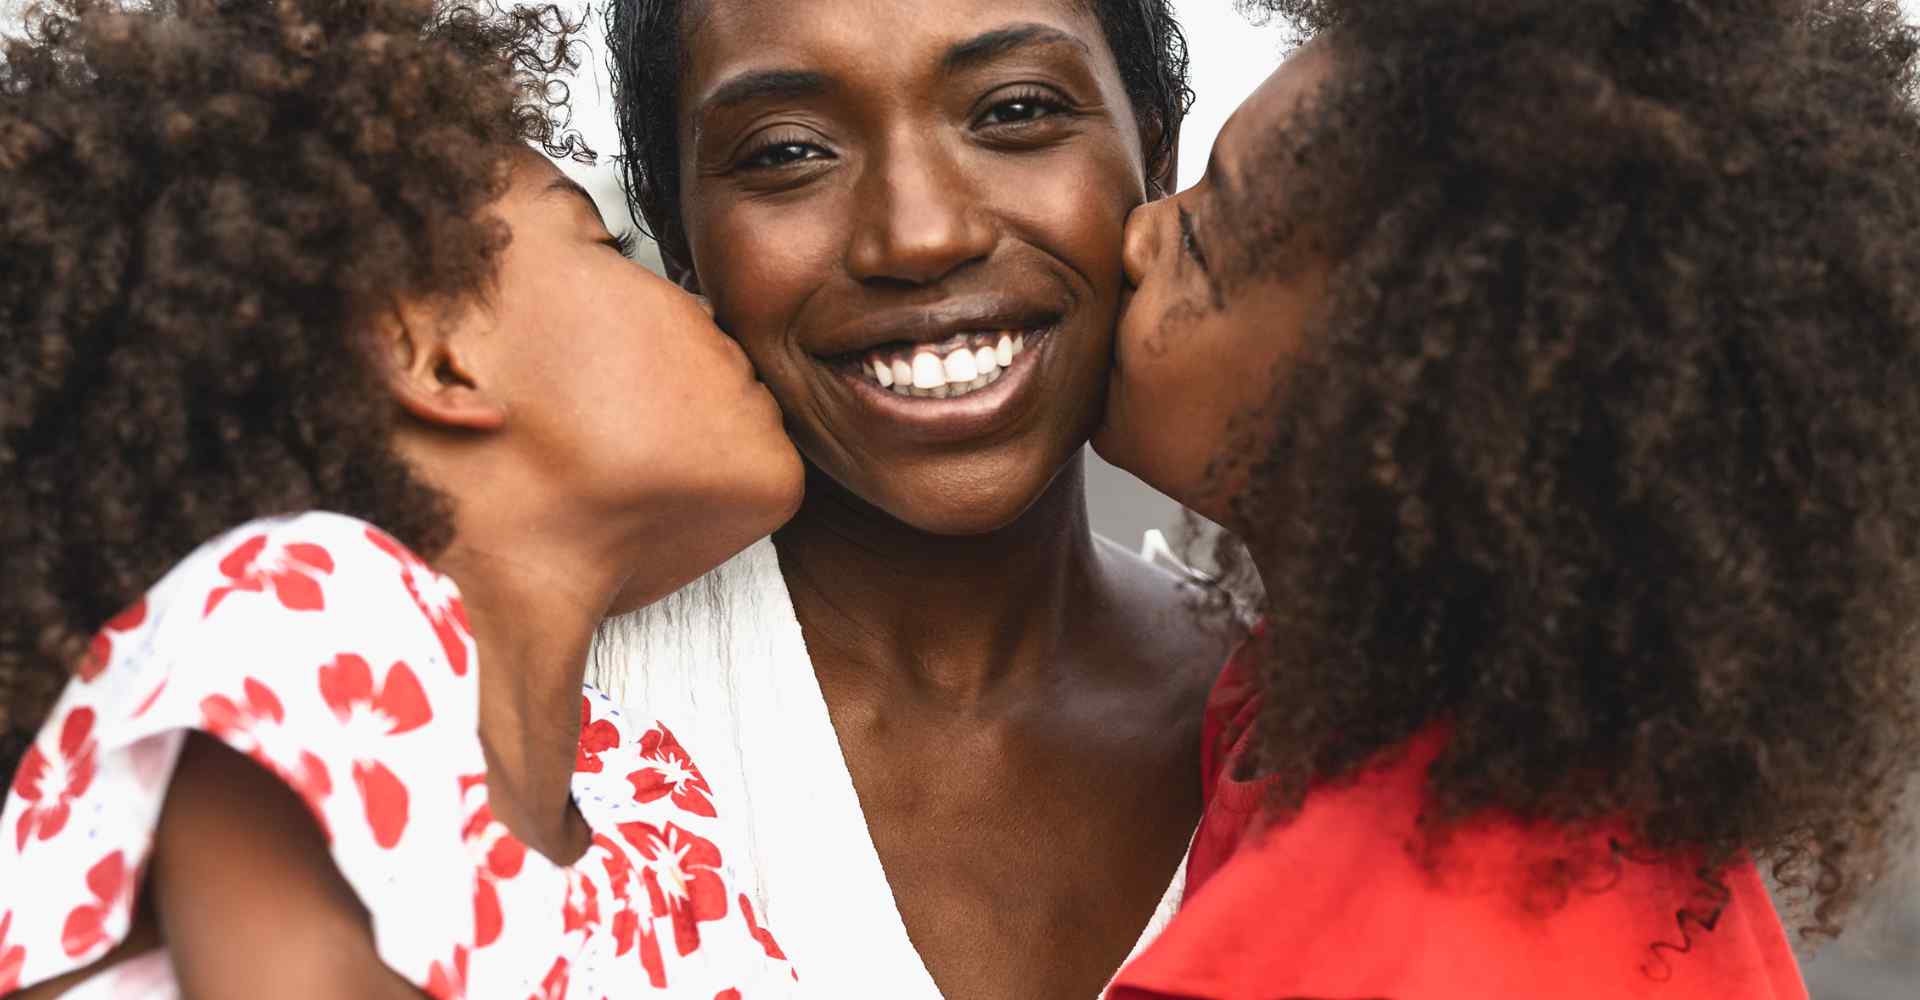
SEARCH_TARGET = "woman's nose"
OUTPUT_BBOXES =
[846,143,995,287]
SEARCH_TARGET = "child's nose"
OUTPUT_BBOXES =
[1122,200,1169,291]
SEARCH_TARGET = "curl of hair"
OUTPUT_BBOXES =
[0,0,587,779]
[1221,0,1920,938]
[603,0,1194,280]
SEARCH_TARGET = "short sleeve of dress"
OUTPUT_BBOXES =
[0,512,486,996]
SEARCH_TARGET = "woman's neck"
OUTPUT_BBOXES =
[774,452,1107,702]
[433,528,616,865]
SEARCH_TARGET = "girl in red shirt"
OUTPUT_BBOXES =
[1095,1,1920,997]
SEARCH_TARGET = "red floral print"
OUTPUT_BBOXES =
[319,655,432,736]
[204,534,334,617]
[576,695,620,774]
[365,527,472,677]
[597,833,669,987]
[130,679,168,719]
[530,956,569,1000]
[739,894,790,965]
[0,912,24,994]
[78,598,147,683]
[60,851,127,958]
[626,724,717,818]
[562,864,601,937]
[352,763,408,850]
[466,802,527,949]
[201,678,334,825]
[716,991,742,1000]
[624,821,729,957]
[318,654,432,848]
[424,944,469,1000]
[12,707,98,852]
[598,835,639,954]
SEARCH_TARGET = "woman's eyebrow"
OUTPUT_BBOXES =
[695,68,831,122]
[942,23,1090,75]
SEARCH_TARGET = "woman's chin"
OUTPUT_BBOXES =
[867,461,1079,537]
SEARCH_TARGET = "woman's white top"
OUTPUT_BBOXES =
[591,537,1189,999]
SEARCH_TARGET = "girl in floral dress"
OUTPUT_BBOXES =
[0,0,803,997]
[1094,0,1920,997]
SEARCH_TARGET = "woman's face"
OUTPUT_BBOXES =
[675,0,1148,534]
[478,153,804,606]
[1094,47,1333,527]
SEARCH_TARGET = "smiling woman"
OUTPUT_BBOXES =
[665,6,1152,533]
[595,1,1227,998]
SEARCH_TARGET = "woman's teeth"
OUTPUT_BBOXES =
[863,332,1028,398]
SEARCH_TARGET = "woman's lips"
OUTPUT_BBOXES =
[842,330,1030,399]
[827,326,1055,444]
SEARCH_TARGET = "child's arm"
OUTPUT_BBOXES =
[152,734,426,1000]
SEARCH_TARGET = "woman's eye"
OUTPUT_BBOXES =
[740,141,829,170]
[978,94,1064,128]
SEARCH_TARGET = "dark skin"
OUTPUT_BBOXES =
[8,158,804,999]
[1096,46,1334,532]
[674,1,1223,996]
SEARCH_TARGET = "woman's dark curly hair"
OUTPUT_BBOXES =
[0,0,585,778]
[604,0,1195,280]
[1219,0,1920,937]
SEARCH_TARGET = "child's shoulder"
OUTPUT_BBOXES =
[159,510,438,617]
[62,510,478,761]
[136,510,472,675]
[1,514,491,994]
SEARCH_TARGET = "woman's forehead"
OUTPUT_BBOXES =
[680,0,1111,82]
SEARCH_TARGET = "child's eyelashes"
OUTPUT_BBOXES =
[604,230,639,258]
[1178,206,1210,275]
[1179,205,1227,309]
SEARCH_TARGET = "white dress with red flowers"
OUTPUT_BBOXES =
[0,511,797,999]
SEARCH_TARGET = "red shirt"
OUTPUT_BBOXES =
[1109,643,1808,1000]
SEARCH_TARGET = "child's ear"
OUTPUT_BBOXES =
[381,300,509,433]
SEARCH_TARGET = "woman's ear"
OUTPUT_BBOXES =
[381,300,509,433]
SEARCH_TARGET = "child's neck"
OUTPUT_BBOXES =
[432,532,617,866]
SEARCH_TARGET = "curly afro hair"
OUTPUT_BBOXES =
[1218,0,1920,937]
[0,0,585,779]
[603,0,1195,280]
